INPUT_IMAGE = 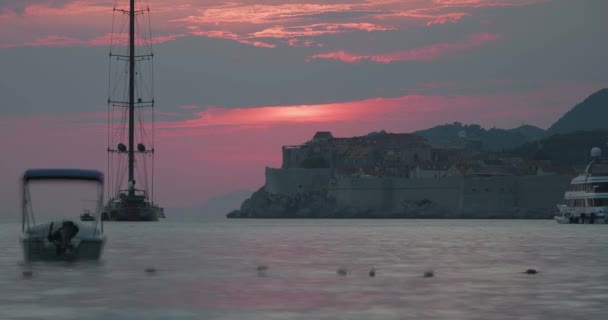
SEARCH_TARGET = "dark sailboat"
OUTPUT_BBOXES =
[102,0,164,221]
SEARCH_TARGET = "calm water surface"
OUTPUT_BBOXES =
[1,217,608,319]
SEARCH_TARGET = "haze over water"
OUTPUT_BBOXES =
[1,217,608,319]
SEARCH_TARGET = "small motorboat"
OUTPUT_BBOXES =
[80,210,96,221]
[20,169,106,261]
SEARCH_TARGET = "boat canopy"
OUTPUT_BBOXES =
[23,169,104,183]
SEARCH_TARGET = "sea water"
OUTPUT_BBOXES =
[1,216,607,319]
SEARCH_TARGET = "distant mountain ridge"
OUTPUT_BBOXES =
[506,130,608,166]
[172,189,253,217]
[413,122,545,151]
[412,88,608,150]
[548,88,608,135]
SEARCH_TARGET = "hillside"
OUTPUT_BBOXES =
[172,189,253,218]
[547,88,608,135]
[512,124,546,141]
[413,122,545,151]
[506,130,608,165]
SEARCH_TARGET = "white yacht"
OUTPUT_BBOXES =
[555,148,608,224]
[21,169,106,261]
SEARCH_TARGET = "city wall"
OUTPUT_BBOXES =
[263,167,575,217]
[265,167,331,196]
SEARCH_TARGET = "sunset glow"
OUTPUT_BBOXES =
[309,33,501,63]
[1,0,606,208]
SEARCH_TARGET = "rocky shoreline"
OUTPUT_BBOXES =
[226,187,555,219]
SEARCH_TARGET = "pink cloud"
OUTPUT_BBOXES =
[309,32,501,63]
[189,29,276,48]
[425,12,471,26]
[0,0,538,48]
[249,23,396,39]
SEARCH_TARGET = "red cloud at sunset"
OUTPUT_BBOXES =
[309,32,501,63]
[0,0,535,48]
[249,23,395,39]
[158,85,587,134]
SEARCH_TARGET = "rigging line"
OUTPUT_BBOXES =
[138,108,151,146]
[116,155,122,197]
[151,89,156,150]
[120,106,128,143]
[116,150,126,194]
[144,156,150,194]
[144,3,153,56]
[151,148,155,204]
[140,157,147,199]
[108,58,122,100]
[109,154,113,198]
[107,101,111,199]
[108,14,129,100]
[142,153,149,194]
[151,90,155,203]
[109,1,117,52]
[136,155,145,192]
[111,107,124,145]
[112,153,117,194]
[139,108,148,146]
[145,0,155,149]
[109,55,130,103]
[111,108,124,144]
[118,159,127,195]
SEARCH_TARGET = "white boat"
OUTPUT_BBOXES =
[555,147,608,224]
[21,169,106,261]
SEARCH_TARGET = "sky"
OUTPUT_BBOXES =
[1,0,607,210]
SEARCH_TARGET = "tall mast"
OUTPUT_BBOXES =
[128,0,135,196]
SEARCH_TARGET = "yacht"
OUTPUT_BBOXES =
[555,147,608,224]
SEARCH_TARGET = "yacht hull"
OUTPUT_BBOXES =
[555,205,607,224]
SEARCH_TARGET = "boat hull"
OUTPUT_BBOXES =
[103,206,160,221]
[554,205,607,224]
[21,237,105,262]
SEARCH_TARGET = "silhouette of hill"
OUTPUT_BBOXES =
[512,124,546,141]
[413,122,545,151]
[506,130,608,165]
[547,88,608,135]
[170,189,253,218]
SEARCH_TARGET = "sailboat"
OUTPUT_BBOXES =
[102,0,164,221]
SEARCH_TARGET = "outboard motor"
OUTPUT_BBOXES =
[47,221,79,256]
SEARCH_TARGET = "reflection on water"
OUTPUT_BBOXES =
[1,217,608,319]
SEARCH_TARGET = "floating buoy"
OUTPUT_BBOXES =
[256,265,269,277]
[369,268,376,277]
[257,265,268,271]
[524,268,538,274]
[337,267,348,276]
[423,270,434,278]
[22,270,33,279]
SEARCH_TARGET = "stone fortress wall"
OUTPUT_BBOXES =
[265,167,331,196]
[239,131,578,218]
[264,167,574,217]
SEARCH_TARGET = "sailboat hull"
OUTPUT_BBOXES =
[103,208,160,221]
[102,196,161,221]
